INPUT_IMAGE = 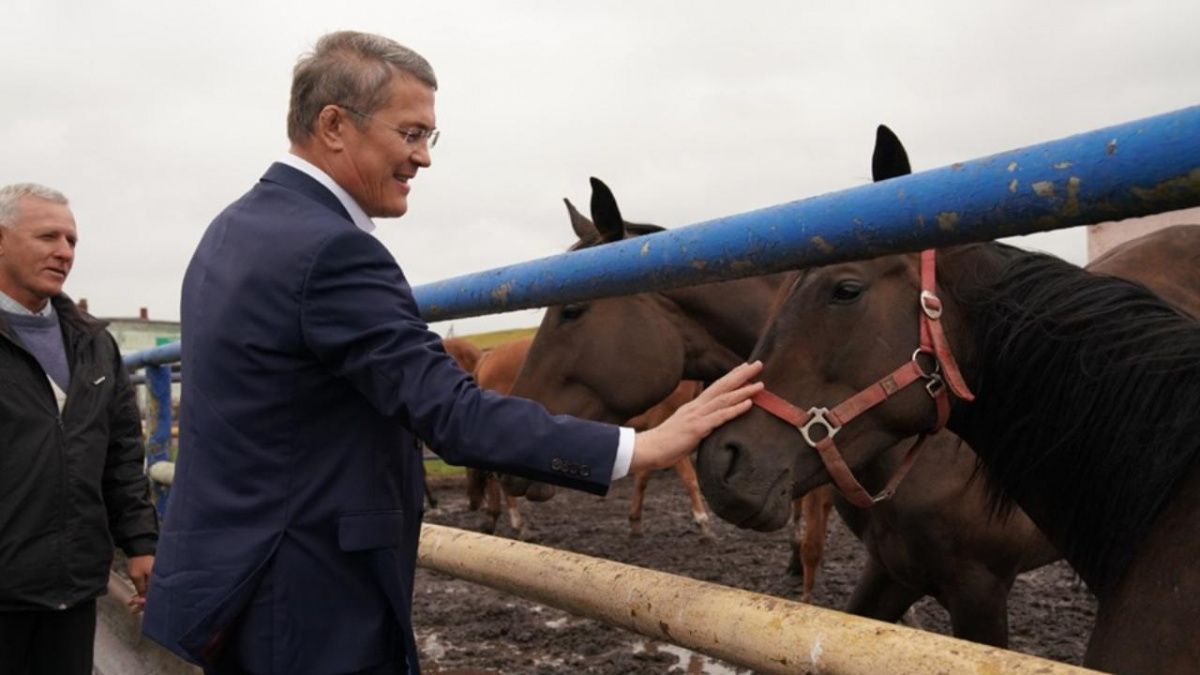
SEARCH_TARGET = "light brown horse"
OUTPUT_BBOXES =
[697,137,1200,670]
[423,338,488,510]
[623,380,714,540]
[460,337,555,539]
[511,170,1067,640]
[441,336,484,375]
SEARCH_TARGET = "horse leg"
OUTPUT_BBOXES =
[787,497,803,576]
[466,468,486,511]
[424,476,439,510]
[505,491,529,541]
[845,556,924,624]
[673,459,715,541]
[944,575,1011,648]
[628,470,651,538]
[799,486,833,602]
[481,473,501,535]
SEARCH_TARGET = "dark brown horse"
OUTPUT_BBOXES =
[478,336,717,539]
[514,168,1067,642]
[697,137,1200,670]
[509,178,839,602]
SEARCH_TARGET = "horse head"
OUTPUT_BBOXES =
[697,126,976,531]
[510,178,687,423]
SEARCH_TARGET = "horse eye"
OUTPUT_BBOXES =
[560,303,587,321]
[830,280,864,304]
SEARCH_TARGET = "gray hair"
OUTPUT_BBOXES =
[0,183,69,228]
[287,30,438,144]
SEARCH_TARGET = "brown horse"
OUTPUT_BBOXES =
[697,141,1200,670]
[441,337,483,374]
[623,380,715,540]
[513,170,1069,641]
[422,338,488,510]
[478,337,717,539]
[509,178,837,602]
[806,128,1059,644]
[460,337,555,539]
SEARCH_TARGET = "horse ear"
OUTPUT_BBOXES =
[589,177,627,243]
[872,125,912,182]
[564,197,598,241]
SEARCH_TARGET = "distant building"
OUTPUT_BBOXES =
[80,302,182,427]
[82,304,181,355]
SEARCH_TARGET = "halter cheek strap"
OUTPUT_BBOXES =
[919,249,974,402]
[753,249,975,508]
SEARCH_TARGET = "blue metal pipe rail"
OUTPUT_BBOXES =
[123,105,1200,514]
[123,341,181,369]
[416,105,1200,321]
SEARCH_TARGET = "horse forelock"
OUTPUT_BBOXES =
[956,245,1200,594]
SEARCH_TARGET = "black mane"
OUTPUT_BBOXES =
[954,244,1200,594]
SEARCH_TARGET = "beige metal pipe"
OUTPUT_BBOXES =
[419,523,1103,675]
[107,571,136,608]
[97,572,201,674]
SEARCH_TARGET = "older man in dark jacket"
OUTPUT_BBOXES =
[0,183,159,675]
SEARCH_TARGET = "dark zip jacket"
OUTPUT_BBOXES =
[0,294,158,611]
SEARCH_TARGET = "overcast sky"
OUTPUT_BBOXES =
[4,1,1198,335]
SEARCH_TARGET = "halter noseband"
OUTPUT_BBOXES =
[752,249,975,508]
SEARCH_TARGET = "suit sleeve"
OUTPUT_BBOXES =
[299,230,618,495]
[103,335,159,556]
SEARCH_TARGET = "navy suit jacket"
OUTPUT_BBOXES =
[143,163,617,673]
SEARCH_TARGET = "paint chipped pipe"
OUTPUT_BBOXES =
[127,106,1200,356]
[415,105,1200,321]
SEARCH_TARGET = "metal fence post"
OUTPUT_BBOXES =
[144,363,173,517]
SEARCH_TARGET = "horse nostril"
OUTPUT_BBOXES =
[721,440,745,483]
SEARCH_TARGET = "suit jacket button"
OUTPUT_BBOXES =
[581,466,590,478]
[551,458,563,471]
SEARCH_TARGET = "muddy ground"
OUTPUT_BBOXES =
[414,472,1096,674]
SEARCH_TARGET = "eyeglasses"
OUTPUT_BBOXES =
[339,105,440,148]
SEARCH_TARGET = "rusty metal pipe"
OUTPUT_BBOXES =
[418,523,1103,675]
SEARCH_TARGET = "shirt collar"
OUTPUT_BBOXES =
[0,289,55,318]
[276,153,376,233]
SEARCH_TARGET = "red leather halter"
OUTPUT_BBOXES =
[752,249,975,508]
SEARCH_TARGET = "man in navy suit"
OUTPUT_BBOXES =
[142,31,762,674]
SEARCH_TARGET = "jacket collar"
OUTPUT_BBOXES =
[0,293,104,348]
[260,162,355,225]
[52,294,107,336]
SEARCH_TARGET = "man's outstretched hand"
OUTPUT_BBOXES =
[629,361,763,474]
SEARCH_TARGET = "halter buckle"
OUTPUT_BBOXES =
[799,407,841,448]
[924,373,945,398]
[920,290,943,319]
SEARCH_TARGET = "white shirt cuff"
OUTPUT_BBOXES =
[611,427,636,480]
